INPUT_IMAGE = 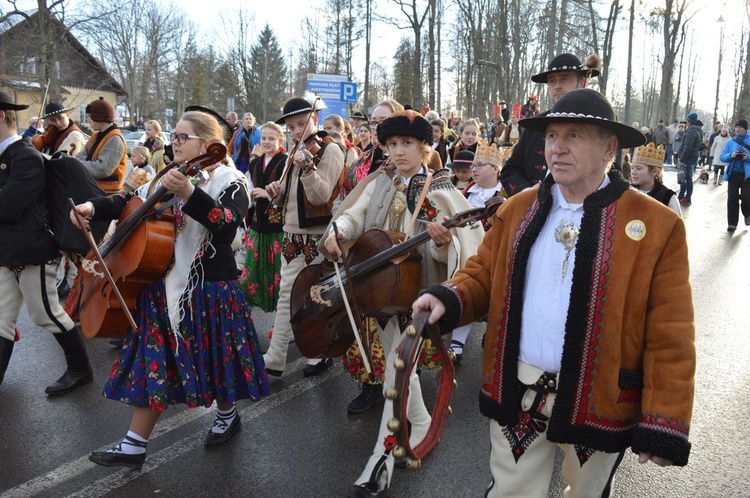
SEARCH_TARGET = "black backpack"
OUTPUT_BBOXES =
[44,153,109,255]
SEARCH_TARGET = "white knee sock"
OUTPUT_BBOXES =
[211,406,237,434]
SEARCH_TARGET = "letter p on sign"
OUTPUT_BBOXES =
[341,82,358,103]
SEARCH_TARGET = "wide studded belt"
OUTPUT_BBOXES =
[525,371,558,394]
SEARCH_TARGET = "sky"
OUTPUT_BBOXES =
[8,0,748,123]
[180,0,747,123]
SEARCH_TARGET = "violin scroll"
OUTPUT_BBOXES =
[180,140,227,177]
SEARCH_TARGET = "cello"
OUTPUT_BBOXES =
[77,141,227,338]
[289,196,502,358]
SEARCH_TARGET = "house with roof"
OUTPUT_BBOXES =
[0,8,126,126]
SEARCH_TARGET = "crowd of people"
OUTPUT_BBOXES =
[9,45,750,496]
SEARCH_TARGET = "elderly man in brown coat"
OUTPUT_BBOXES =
[414,89,695,498]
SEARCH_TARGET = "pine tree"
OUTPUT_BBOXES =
[247,25,288,123]
[393,38,417,107]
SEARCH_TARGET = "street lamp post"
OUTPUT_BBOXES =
[713,15,726,126]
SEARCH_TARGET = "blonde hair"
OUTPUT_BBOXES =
[375,99,404,114]
[145,120,162,134]
[460,119,480,133]
[260,121,284,141]
[323,114,345,130]
[179,111,224,143]
[131,146,151,164]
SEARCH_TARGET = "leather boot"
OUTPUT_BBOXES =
[45,326,93,396]
[0,336,14,387]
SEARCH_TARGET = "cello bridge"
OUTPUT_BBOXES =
[309,284,332,307]
[82,258,104,279]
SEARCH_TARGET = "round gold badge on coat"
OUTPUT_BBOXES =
[625,220,646,241]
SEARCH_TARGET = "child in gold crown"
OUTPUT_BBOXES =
[631,143,682,216]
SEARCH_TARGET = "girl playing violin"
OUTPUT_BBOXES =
[71,110,269,469]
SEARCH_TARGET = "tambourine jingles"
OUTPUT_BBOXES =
[387,309,456,469]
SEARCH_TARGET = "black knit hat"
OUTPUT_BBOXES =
[449,150,475,169]
[377,110,433,145]
[277,96,324,124]
[0,91,28,111]
[184,105,233,142]
[735,119,748,130]
[519,89,646,149]
[42,102,74,119]
[531,53,601,83]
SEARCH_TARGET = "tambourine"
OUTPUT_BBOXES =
[387,309,456,470]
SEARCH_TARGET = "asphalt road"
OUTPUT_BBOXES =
[1,169,749,497]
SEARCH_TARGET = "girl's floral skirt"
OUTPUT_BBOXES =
[239,229,283,312]
[103,278,270,410]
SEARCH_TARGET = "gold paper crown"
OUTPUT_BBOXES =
[474,143,505,166]
[633,142,665,168]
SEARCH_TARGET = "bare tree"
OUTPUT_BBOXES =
[380,0,430,110]
[737,5,750,118]
[84,0,187,124]
[653,0,693,124]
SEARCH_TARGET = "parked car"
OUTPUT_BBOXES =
[124,131,170,156]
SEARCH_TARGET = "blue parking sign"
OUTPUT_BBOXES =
[340,82,357,103]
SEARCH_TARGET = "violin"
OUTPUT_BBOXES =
[77,141,227,338]
[289,197,503,358]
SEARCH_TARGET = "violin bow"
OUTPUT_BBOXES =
[35,78,50,132]
[68,198,138,333]
[331,222,373,376]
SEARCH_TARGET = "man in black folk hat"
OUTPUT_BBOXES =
[262,96,346,378]
[0,91,93,393]
[501,53,601,197]
[414,89,695,497]
[32,102,87,156]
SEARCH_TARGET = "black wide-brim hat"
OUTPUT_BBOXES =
[42,102,74,119]
[277,97,324,124]
[184,105,233,142]
[531,53,600,83]
[519,89,646,149]
[377,110,433,145]
[449,150,475,169]
[0,91,29,111]
[350,111,368,120]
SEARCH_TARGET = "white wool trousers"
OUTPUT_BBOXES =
[355,316,431,486]
[486,372,624,498]
[263,235,323,371]
[0,259,75,341]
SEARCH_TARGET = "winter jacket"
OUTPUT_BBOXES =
[720,132,750,180]
[678,125,703,164]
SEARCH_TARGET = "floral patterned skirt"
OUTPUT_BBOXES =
[239,229,283,312]
[342,317,442,384]
[103,279,270,410]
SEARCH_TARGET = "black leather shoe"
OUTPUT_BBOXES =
[45,368,94,396]
[204,414,241,447]
[348,383,384,414]
[89,450,145,469]
[266,368,283,377]
[348,483,382,497]
[302,358,333,378]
